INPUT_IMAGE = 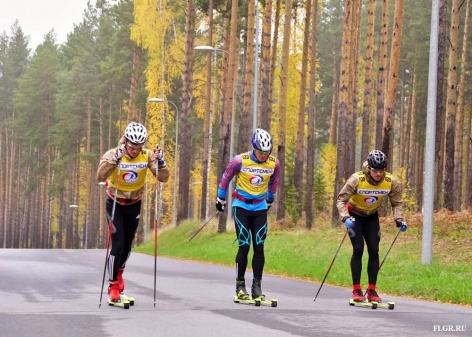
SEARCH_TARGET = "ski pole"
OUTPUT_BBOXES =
[379,227,401,272]
[153,145,160,308]
[314,231,347,302]
[99,165,121,308]
[187,211,219,242]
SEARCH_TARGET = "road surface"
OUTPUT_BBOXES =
[0,249,470,337]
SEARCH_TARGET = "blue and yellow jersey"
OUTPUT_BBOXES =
[217,151,280,211]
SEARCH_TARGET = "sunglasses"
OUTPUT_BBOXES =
[127,142,143,151]
[255,149,270,156]
[369,167,385,174]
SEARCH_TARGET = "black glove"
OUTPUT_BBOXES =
[216,197,226,212]
[267,200,273,210]
[395,219,408,232]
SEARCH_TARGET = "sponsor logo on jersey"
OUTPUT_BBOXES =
[119,162,148,170]
[250,175,264,186]
[364,196,379,205]
[358,189,389,195]
[241,167,274,174]
[123,171,139,183]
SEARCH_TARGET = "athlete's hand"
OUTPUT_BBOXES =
[114,144,125,162]
[266,200,273,210]
[344,216,355,229]
[154,144,164,161]
[216,197,226,212]
[395,219,408,232]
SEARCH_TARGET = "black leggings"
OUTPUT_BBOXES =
[233,207,268,280]
[106,197,141,281]
[348,212,380,285]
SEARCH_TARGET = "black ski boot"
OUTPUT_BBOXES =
[251,278,265,300]
[236,278,250,299]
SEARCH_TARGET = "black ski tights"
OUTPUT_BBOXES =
[233,207,268,280]
[348,212,380,285]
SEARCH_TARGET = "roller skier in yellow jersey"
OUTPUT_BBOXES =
[337,150,408,303]
[216,128,280,302]
[97,122,169,305]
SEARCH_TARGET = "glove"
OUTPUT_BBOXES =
[395,219,408,232]
[114,144,125,162]
[344,216,355,229]
[216,197,226,212]
[154,145,164,161]
[267,200,273,210]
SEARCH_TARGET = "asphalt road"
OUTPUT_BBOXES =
[0,249,470,337]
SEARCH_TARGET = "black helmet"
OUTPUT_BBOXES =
[367,150,387,169]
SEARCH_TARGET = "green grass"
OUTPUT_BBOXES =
[134,219,472,306]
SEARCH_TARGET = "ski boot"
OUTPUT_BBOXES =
[367,288,382,302]
[117,268,135,305]
[251,278,265,300]
[108,281,121,302]
[352,288,366,302]
[236,278,250,300]
[117,268,125,293]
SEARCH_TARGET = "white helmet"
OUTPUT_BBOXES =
[251,128,273,152]
[124,122,148,144]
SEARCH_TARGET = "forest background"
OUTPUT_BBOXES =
[0,0,471,253]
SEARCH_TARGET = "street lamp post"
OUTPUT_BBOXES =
[195,45,236,224]
[149,97,179,226]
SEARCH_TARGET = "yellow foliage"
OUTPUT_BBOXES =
[392,166,418,213]
[319,143,337,198]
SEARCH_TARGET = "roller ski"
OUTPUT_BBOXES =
[117,268,134,306]
[107,281,130,309]
[251,278,278,308]
[349,288,394,310]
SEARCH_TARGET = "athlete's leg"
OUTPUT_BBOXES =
[106,198,125,282]
[234,207,251,279]
[119,201,142,269]
[363,213,381,285]
[348,214,365,286]
[250,210,267,279]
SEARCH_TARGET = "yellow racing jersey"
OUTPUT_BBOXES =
[235,152,277,196]
[108,149,150,192]
[348,171,392,212]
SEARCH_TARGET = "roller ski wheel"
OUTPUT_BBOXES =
[120,293,135,306]
[107,297,130,309]
[373,301,395,310]
[252,296,278,307]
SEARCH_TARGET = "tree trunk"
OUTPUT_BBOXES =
[238,0,255,153]
[178,0,195,223]
[332,0,353,227]
[453,0,470,210]
[200,0,214,220]
[259,0,273,131]
[435,0,448,210]
[305,0,319,229]
[382,0,404,161]
[217,0,239,233]
[275,0,293,221]
[294,0,311,218]
[444,0,461,211]
[376,0,389,149]
[361,0,376,160]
